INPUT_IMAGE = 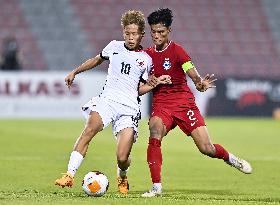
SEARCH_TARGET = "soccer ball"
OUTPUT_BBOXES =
[82,171,109,197]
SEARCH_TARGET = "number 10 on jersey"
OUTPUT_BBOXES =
[121,62,131,75]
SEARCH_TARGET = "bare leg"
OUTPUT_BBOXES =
[116,127,134,172]
[116,127,134,194]
[74,111,103,156]
[67,111,103,176]
[55,111,104,187]
[190,126,216,157]
[149,116,167,140]
[191,126,252,174]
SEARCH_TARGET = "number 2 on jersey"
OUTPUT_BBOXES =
[187,110,198,127]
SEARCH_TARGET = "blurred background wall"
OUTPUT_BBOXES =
[0,0,279,118]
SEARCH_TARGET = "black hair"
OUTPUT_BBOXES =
[147,8,173,27]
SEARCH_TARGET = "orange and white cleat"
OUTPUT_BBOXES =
[117,176,129,194]
[55,172,74,188]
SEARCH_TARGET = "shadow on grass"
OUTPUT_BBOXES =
[1,189,280,204]
[122,189,280,204]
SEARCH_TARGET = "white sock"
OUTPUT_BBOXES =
[67,151,84,177]
[117,166,129,178]
[228,153,238,164]
[153,183,162,191]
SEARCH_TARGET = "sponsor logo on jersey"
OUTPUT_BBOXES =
[163,58,171,70]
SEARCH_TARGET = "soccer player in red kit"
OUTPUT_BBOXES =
[142,8,252,197]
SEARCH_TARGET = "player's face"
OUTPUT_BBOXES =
[123,24,144,50]
[150,23,171,50]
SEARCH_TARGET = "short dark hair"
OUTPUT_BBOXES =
[147,8,173,27]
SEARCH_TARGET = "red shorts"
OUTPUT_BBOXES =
[151,105,205,136]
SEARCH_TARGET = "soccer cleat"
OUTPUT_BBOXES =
[141,186,162,197]
[227,158,252,174]
[55,172,74,188]
[117,176,129,194]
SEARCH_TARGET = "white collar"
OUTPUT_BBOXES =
[154,41,172,52]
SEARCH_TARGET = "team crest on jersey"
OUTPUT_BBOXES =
[163,58,171,70]
[136,59,145,67]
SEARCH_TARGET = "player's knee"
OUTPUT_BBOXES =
[198,144,215,157]
[116,149,129,162]
[117,154,128,165]
[149,125,163,139]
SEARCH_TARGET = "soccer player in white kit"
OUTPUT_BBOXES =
[54,10,171,194]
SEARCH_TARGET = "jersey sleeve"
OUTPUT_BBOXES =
[142,54,153,81]
[176,44,191,65]
[100,40,116,60]
[176,45,195,72]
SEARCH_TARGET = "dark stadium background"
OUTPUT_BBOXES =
[1,0,279,118]
[0,0,280,118]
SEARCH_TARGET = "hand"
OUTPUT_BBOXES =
[196,74,216,92]
[147,74,158,87]
[65,72,75,89]
[157,75,172,85]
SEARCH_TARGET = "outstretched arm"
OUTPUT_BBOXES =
[187,67,216,92]
[65,55,104,89]
[138,75,172,96]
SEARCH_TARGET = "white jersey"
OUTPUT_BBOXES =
[100,40,153,109]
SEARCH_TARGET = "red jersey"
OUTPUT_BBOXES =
[145,41,195,108]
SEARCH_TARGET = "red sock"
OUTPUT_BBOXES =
[213,144,229,161]
[147,138,162,183]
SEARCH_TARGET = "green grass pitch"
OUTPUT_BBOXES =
[0,118,279,205]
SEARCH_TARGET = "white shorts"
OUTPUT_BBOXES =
[81,96,141,141]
